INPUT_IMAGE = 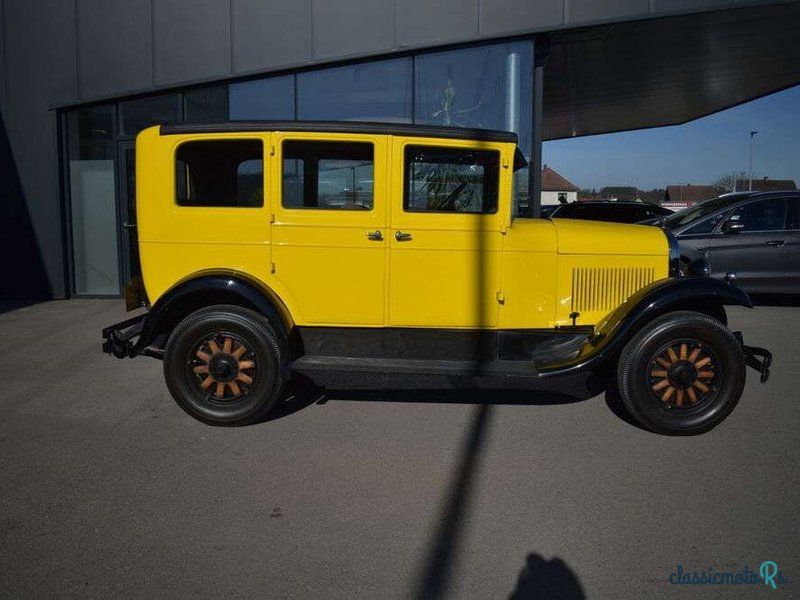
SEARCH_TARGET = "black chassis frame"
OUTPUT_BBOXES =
[102,271,772,387]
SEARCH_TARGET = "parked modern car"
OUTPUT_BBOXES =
[547,201,672,224]
[657,191,800,294]
[103,121,771,435]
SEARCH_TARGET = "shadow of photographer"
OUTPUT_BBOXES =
[509,553,586,600]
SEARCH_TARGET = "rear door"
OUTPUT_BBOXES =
[271,133,388,325]
[706,196,789,293]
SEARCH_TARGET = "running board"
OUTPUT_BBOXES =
[291,356,540,378]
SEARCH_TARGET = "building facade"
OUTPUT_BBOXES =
[1,0,799,300]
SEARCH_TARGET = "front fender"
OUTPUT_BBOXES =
[538,277,752,377]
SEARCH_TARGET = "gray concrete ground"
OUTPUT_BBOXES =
[0,299,797,599]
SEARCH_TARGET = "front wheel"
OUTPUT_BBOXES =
[617,310,746,435]
[163,305,286,426]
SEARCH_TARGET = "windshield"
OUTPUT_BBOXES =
[662,196,730,229]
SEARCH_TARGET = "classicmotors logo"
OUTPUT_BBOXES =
[668,561,787,589]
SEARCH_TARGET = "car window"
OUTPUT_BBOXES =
[682,212,726,235]
[787,198,800,230]
[662,196,729,229]
[404,146,499,214]
[282,141,374,210]
[175,139,263,207]
[727,198,787,232]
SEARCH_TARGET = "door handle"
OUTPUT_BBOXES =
[765,240,785,247]
[366,230,383,241]
[395,231,412,241]
[122,222,137,229]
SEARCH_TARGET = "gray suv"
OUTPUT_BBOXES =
[658,191,800,294]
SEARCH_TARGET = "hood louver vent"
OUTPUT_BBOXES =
[571,267,655,313]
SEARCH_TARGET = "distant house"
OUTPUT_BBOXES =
[734,177,797,192]
[663,184,717,210]
[541,165,579,206]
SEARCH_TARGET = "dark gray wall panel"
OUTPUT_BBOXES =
[77,0,152,98]
[154,0,231,85]
[480,0,563,36]
[232,0,312,73]
[312,0,393,59]
[566,0,649,22]
[2,0,78,299]
[0,0,5,114]
[395,0,478,47]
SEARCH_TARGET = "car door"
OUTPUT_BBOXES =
[271,133,388,325]
[706,196,789,293]
[388,138,507,328]
[783,196,800,293]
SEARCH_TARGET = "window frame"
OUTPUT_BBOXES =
[172,137,266,209]
[402,144,501,216]
[279,139,377,212]
[719,197,790,234]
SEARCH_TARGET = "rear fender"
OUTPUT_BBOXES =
[132,270,293,356]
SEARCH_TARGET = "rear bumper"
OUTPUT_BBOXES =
[102,313,162,359]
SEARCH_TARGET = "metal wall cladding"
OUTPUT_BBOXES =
[571,267,655,314]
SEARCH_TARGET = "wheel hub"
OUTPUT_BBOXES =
[667,360,697,389]
[208,354,239,382]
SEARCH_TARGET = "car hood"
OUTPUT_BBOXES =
[550,218,668,256]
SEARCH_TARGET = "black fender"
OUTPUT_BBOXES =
[131,270,294,356]
[538,276,752,377]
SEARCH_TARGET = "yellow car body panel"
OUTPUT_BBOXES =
[135,124,669,332]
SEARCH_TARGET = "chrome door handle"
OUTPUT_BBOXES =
[765,240,785,247]
[122,222,137,229]
[395,231,412,241]
[366,230,383,241]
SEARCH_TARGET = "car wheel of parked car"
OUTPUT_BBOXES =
[617,310,745,435]
[163,305,286,426]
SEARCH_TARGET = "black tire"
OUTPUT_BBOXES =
[617,310,745,435]
[163,305,286,426]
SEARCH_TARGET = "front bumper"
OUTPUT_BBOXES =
[735,332,772,383]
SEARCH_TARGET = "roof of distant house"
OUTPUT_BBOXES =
[734,177,797,192]
[542,165,579,192]
[665,184,717,204]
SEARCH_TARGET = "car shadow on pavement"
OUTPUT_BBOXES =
[508,553,586,600]
[750,293,800,307]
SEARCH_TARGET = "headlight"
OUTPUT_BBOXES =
[665,229,682,277]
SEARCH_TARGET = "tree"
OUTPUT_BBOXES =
[713,172,746,194]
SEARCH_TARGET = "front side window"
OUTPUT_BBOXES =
[727,198,787,232]
[683,212,726,235]
[282,141,374,210]
[404,146,499,214]
[175,140,263,207]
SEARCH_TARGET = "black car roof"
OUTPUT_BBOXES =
[160,120,518,143]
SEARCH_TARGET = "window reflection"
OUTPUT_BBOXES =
[229,76,295,120]
[297,59,412,122]
[119,94,181,136]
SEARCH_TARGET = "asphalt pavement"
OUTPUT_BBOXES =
[0,299,797,599]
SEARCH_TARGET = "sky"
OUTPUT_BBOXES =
[542,84,800,191]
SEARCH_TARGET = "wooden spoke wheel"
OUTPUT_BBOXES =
[190,334,257,400]
[648,340,718,408]
[163,305,286,426]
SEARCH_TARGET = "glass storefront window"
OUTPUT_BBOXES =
[414,41,533,215]
[229,75,294,120]
[185,86,229,122]
[66,105,119,295]
[119,93,182,136]
[297,59,412,122]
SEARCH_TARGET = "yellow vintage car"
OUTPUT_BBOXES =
[102,121,771,434]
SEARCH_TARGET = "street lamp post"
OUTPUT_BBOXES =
[748,130,758,191]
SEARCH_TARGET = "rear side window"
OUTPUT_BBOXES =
[175,140,263,207]
[727,198,787,231]
[404,146,499,214]
[282,141,374,210]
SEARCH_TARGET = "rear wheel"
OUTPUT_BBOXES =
[617,310,745,435]
[163,305,286,426]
